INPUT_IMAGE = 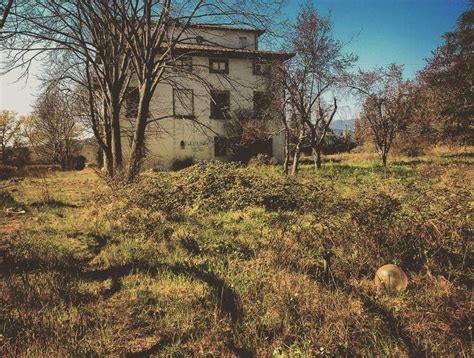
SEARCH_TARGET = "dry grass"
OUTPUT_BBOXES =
[1,152,472,356]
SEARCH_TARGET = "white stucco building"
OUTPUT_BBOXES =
[123,24,294,169]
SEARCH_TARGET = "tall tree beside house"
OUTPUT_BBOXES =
[0,110,21,164]
[284,2,357,174]
[109,0,285,181]
[1,0,285,182]
[224,64,287,164]
[1,0,133,176]
[352,64,415,166]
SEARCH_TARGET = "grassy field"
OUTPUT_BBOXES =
[1,150,472,357]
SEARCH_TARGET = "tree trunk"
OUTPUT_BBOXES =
[97,147,104,168]
[1,143,5,164]
[291,139,302,175]
[291,128,305,176]
[100,106,114,176]
[111,96,123,172]
[283,130,290,175]
[127,86,152,182]
[314,147,322,169]
[291,148,300,176]
[309,129,319,170]
[103,148,114,175]
[382,152,387,166]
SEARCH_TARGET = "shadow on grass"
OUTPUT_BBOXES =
[29,199,79,208]
[81,262,252,356]
[5,233,252,356]
[305,163,412,178]
[88,233,110,255]
[359,293,427,357]
[125,335,184,358]
[439,152,474,159]
[391,159,430,166]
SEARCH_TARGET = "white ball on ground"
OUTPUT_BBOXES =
[374,264,408,292]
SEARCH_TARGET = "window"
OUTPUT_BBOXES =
[214,136,227,157]
[253,60,271,76]
[175,56,192,72]
[239,36,248,48]
[196,35,204,44]
[173,89,194,118]
[125,87,139,117]
[210,90,230,119]
[209,58,229,74]
[180,140,185,150]
[253,91,270,119]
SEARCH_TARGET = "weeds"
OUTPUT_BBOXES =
[1,158,472,356]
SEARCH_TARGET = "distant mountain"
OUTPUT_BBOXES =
[330,119,355,135]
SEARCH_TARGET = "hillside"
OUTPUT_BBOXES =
[329,119,355,135]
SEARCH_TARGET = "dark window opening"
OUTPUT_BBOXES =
[253,91,270,119]
[196,36,205,44]
[174,56,192,72]
[180,140,185,149]
[253,60,271,76]
[173,88,194,118]
[209,58,229,74]
[214,136,227,157]
[210,90,230,119]
[126,87,139,117]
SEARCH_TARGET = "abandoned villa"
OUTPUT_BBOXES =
[122,24,294,169]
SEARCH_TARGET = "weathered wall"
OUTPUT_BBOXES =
[122,50,285,169]
[177,27,259,49]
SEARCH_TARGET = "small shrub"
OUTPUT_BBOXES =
[0,190,17,208]
[248,154,277,167]
[170,157,194,171]
[0,164,17,180]
[71,155,87,170]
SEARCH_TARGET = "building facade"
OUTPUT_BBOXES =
[123,24,294,169]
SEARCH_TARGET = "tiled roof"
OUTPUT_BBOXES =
[188,23,266,36]
[170,43,295,60]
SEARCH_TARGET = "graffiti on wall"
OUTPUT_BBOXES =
[182,139,213,152]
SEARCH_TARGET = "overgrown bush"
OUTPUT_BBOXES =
[111,162,337,222]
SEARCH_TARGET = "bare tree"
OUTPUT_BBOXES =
[0,0,14,29]
[114,1,285,180]
[284,3,356,173]
[23,85,84,168]
[1,0,133,175]
[2,0,286,181]
[0,110,21,163]
[351,64,414,166]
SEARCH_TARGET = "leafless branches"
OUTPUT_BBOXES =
[283,2,356,174]
[2,0,286,180]
[350,64,415,165]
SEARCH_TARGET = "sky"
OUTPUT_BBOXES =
[0,0,471,119]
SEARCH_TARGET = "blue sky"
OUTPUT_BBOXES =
[283,0,469,78]
[282,0,470,119]
[0,0,470,118]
